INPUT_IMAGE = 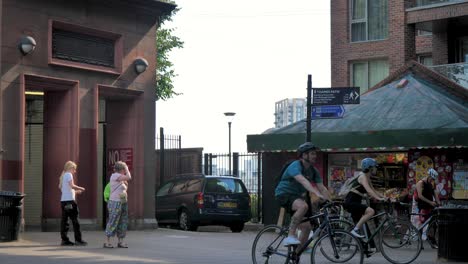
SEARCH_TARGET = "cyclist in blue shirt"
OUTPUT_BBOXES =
[275,142,331,247]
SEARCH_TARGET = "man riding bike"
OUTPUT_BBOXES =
[275,142,331,247]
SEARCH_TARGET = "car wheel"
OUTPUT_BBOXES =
[178,209,198,231]
[230,222,244,233]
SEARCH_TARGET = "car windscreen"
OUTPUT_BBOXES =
[204,178,246,194]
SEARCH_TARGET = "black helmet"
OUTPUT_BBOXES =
[297,142,318,155]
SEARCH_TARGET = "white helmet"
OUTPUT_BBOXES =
[428,168,438,179]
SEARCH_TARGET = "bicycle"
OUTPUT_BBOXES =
[252,201,364,264]
[355,201,423,264]
[399,202,439,250]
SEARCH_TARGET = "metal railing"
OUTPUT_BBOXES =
[204,152,262,223]
[411,0,468,8]
[429,62,468,89]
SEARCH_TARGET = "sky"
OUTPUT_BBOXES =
[156,0,331,154]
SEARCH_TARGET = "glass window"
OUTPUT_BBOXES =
[156,182,173,197]
[185,179,203,192]
[170,180,186,194]
[418,55,433,66]
[351,0,388,42]
[205,178,246,194]
[351,59,389,93]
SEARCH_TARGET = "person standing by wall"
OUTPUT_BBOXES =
[59,161,87,246]
[104,161,132,248]
[415,168,440,247]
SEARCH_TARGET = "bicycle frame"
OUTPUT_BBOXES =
[361,211,392,244]
[291,205,343,261]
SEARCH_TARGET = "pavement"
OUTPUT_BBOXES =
[0,226,466,264]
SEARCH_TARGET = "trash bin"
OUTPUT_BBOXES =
[437,207,468,262]
[0,191,25,242]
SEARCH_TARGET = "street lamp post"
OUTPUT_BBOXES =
[224,112,236,175]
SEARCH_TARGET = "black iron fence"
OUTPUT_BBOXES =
[156,128,263,223]
[203,152,262,223]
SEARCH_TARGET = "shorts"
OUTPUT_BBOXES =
[419,208,432,223]
[276,194,313,217]
[343,201,367,224]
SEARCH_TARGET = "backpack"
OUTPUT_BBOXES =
[103,182,111,202]
[274,160,304,190]
[337,174,363,199]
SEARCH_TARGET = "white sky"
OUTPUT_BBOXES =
[156,0,331,153]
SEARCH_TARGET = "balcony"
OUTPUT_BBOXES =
[429,62,468,88]
[412,0,468,8]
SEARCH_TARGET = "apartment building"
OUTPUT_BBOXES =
[331,0,468,92]
[274,98,306,128]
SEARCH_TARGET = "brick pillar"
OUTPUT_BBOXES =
[432,20,449,65]
[389,0,416,73]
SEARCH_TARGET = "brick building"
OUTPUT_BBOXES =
[0,0,174,231]
[331,0,468,92]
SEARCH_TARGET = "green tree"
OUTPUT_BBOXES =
[156,7,184,101]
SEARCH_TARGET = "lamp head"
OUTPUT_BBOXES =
[134,58,149,74]
[19,36,36,55]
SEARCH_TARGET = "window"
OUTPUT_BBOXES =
[350,0,388,42]
[205,179,246,194]
[418,55,433,66]
[417,30,432,36]
[170,180,187,194]
[351,59,389,93]
[156,182,173,197]
[49,20,122,74]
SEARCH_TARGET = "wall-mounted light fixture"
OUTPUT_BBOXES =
[19,36,36,55]
[134,58,149,74]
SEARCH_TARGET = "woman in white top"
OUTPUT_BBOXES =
[58,161,87,246]
[104,161,132,248]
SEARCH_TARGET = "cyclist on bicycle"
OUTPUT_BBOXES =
[275,142,331,247]
[343,158,387,239]
[415,168,440,244]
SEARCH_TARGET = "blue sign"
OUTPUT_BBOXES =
[312,87,360,106]
[311,105,345,119]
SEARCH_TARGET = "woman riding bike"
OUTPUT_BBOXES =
[343,158,388,253]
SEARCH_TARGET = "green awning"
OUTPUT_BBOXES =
[247,128,468,152]
[247,63,468,153]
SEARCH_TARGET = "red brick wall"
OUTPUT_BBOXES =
[331,0,416,87]
[416,35,432,55]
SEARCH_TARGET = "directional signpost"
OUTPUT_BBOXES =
[312,87,360,106]
[311,105,345,119]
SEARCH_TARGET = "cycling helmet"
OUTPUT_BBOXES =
[297,142,318,155]
[361,158,378,172]
[428,168,438,179]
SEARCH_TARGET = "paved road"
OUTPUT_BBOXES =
[0,228,454,264]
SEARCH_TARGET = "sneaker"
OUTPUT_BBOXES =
[422,233,427,241]
[74,240,88,246]
[364,247,377,257]
[351,229,365,238]
[61,240,75,246]
[283,236,301,246]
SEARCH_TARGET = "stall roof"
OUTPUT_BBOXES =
[247,61,468,152]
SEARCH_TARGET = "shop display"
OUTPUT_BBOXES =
[407,151,455,200]
[328,153,408,199]
[452,163,468,199]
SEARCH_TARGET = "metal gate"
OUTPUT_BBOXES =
[203,152,262,223]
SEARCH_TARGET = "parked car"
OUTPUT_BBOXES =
[155,174,251,232]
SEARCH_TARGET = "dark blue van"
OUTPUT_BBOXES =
[155,174,251,232]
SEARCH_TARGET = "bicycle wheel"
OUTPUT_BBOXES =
[426,219,439,249]
[311,230,364,264]
[319,219,353,238]
[380,220,422,264]
[252,225,290,264]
